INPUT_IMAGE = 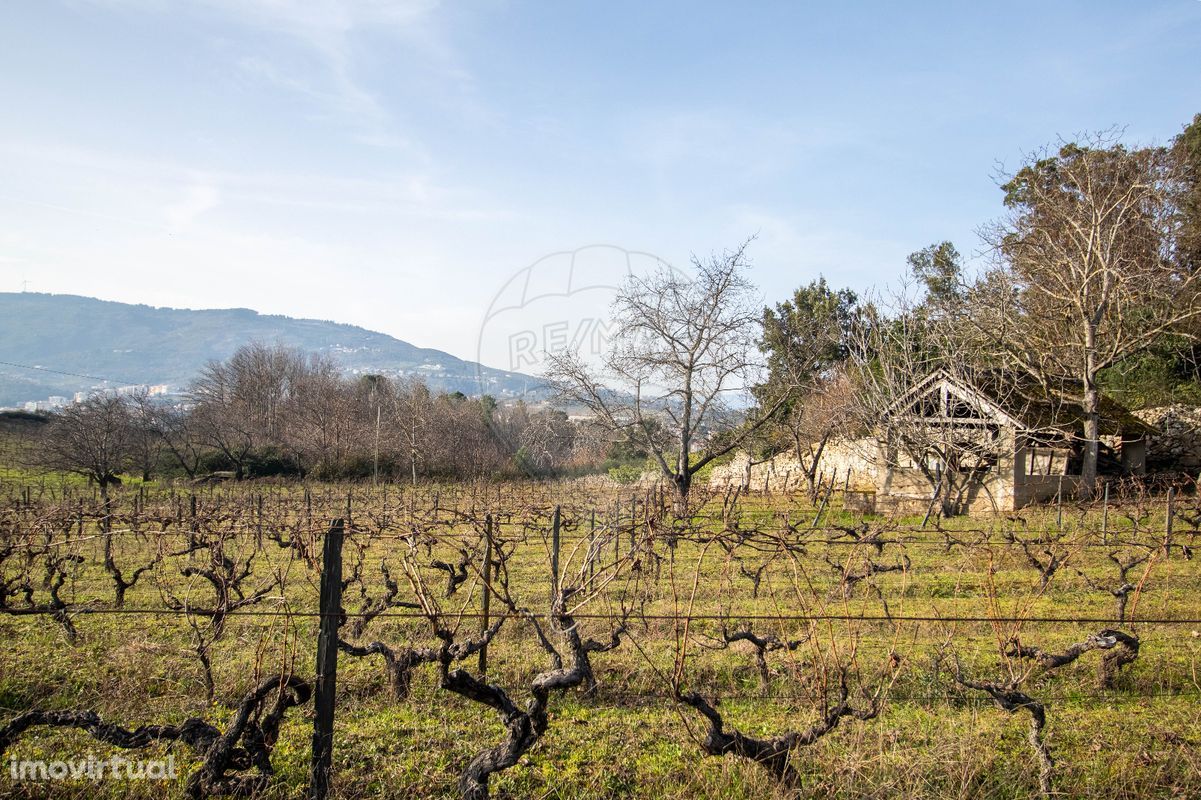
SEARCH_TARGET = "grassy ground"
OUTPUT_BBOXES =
[1,477,1199,799]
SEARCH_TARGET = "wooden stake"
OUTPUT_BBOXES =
[550,505,561,603]
[310,518,344,800]
[479,514,493,675]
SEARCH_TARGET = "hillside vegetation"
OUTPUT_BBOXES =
[0,293,532,405]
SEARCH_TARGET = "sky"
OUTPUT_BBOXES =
[1,0,1199,373]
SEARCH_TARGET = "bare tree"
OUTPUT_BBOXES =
[285,359,356,477]
[188,356,262,480]
[773,374,857,497]
[125,390,163,481]
[389,377,433,485]
[149,403,206,478]
[188,343,326,478]
[974,133,1201,497]
[845,290,1016,517]
[548,241,789,499]
[36,395,135,498]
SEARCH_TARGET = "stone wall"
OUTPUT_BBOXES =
[706,437,880,492]
[1134,405,1201,472]
[707,436,1024,512]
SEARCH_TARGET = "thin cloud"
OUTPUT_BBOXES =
[164,181,220,232]
[89,0,465,150]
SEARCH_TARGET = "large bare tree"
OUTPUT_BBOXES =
[974,133,1201,497]
[285,358,356,477]
[844,286,1030,517]
[547,241,790,499]
[848,294,945,515]
[145,402,205,478]
[125,389,163,482]
[37,395,135,498]
[189,346,276,479]
[389,377,432,486]
[188,343,317,478]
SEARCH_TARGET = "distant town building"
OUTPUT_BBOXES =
[23,397,66,412]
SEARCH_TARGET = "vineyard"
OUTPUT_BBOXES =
[1,477,1200,799]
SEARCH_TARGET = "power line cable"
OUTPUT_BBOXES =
[0,359,120,385]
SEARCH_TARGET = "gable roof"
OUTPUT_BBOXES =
[883,369,1157,437]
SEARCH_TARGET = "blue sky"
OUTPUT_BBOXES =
[1,1,1199,370]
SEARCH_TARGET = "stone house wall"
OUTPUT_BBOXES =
[1134,405,1201,472]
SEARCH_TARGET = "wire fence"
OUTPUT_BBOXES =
[3,486,1200,800]
[8,607,1201,625]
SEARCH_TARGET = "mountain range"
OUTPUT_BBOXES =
[0,293,541,407]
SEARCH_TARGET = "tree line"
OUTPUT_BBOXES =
[31,344,616,486]
[24,114,1201,505]
[743,118,1201,507]
[547,115,1201,507]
